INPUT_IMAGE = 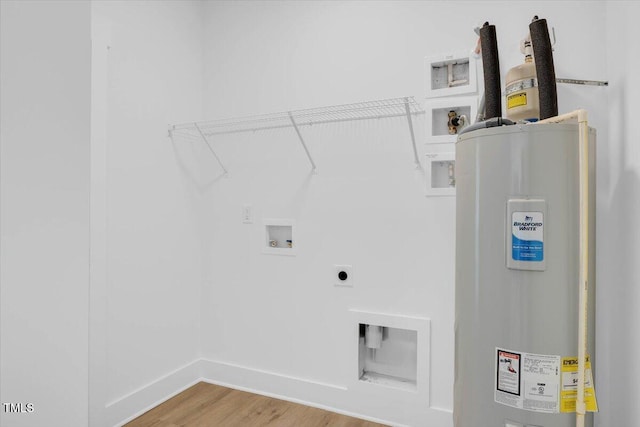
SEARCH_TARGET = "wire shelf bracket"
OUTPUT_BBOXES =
[403,97,421,169]
[288,111,318,173]
[169,96,425,174]
[194,122,228,175]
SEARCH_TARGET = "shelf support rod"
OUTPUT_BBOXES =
[194,122,228,175]
[404,97,421,168]
[288,112,317,172]
[556,78,608,87]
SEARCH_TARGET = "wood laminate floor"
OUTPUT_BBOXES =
[125,382,388,427]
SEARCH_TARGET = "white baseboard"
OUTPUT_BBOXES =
[107,358,452,427]
[199,358,399,426]
[106,359,202,427]
[200,358,452,427]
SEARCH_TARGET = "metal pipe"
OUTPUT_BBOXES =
[475,92,486,123]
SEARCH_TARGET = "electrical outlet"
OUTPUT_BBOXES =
[242,205,253,224]
[334,265,353,287]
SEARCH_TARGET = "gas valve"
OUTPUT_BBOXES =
[448,110,464,134]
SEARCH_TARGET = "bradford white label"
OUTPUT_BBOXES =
[511,211,544,262]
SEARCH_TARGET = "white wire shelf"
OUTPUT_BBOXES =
[169,96,425,173]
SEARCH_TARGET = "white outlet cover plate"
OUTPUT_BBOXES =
[242,204,253,224]
[334,265,353,287]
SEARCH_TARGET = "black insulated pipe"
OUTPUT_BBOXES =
[479,22,502,120]
[529,17,558,120]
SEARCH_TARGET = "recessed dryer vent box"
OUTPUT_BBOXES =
[263,219,296,256]
[425,51,477,98]
[425,150,456,197]
[358,325,417,390]
[349,310,430,399]
[425,96,478,144]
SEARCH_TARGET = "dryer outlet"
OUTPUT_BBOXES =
[334,265,353,287]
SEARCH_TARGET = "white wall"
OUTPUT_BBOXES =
[200,2,612,426]
[3,2,637,426]
[0,1,91,426]
[89,1,206,425]
[598,2,640,426]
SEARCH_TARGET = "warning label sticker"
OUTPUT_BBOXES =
[495,348,560,413]
[497,350,521,395]
[508,93,527,109]
[560,355,599,413]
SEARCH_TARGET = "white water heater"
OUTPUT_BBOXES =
[454,123,596,427]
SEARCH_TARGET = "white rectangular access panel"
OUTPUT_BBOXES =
[263,219,296,256]
[425,51,478,98]
[425,96,478,144]
[425,150,456,196]
[349,310,430,397]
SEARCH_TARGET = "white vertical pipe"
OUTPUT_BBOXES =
[365,325,383,349]
[576,109,589,427]
[538,109,590,427]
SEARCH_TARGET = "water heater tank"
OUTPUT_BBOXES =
[454,123,596,427]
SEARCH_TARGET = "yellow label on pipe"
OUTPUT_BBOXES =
[560,355,599,412]
[507,93,527,109]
